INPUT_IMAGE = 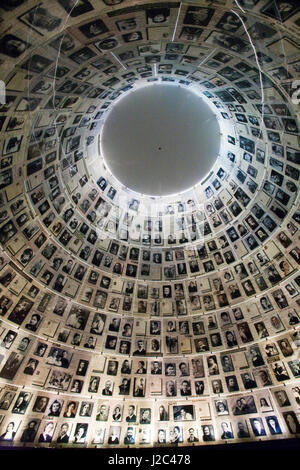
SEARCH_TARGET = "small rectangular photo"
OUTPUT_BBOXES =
[0,418,22,443]
[92,426,106,445]
[108,425,121,445]
[72,422,89,444]
[46,346,72,368]
[11,391,32,414]
[214,399,229,416]
[20,418,41,443]
[47,370,72,391]
[173,404,195,421]
[18,4,62,35]
[0,388,17,411]
[260,0,300,22]
[230,395,258,415]
[37,420,57,443]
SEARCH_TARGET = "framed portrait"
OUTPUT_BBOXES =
[0,389,16,411]
[12,392,32,415]
[260,0,300,22]
[214,399,229,416]
[57,0,94,17]
[173,405,195,421]
[230,395,257,415]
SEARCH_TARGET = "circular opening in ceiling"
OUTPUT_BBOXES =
[100,84,221,196]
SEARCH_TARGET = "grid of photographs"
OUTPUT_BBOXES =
[0,0,299,449]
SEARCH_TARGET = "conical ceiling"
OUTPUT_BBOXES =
[0,0,299,449]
